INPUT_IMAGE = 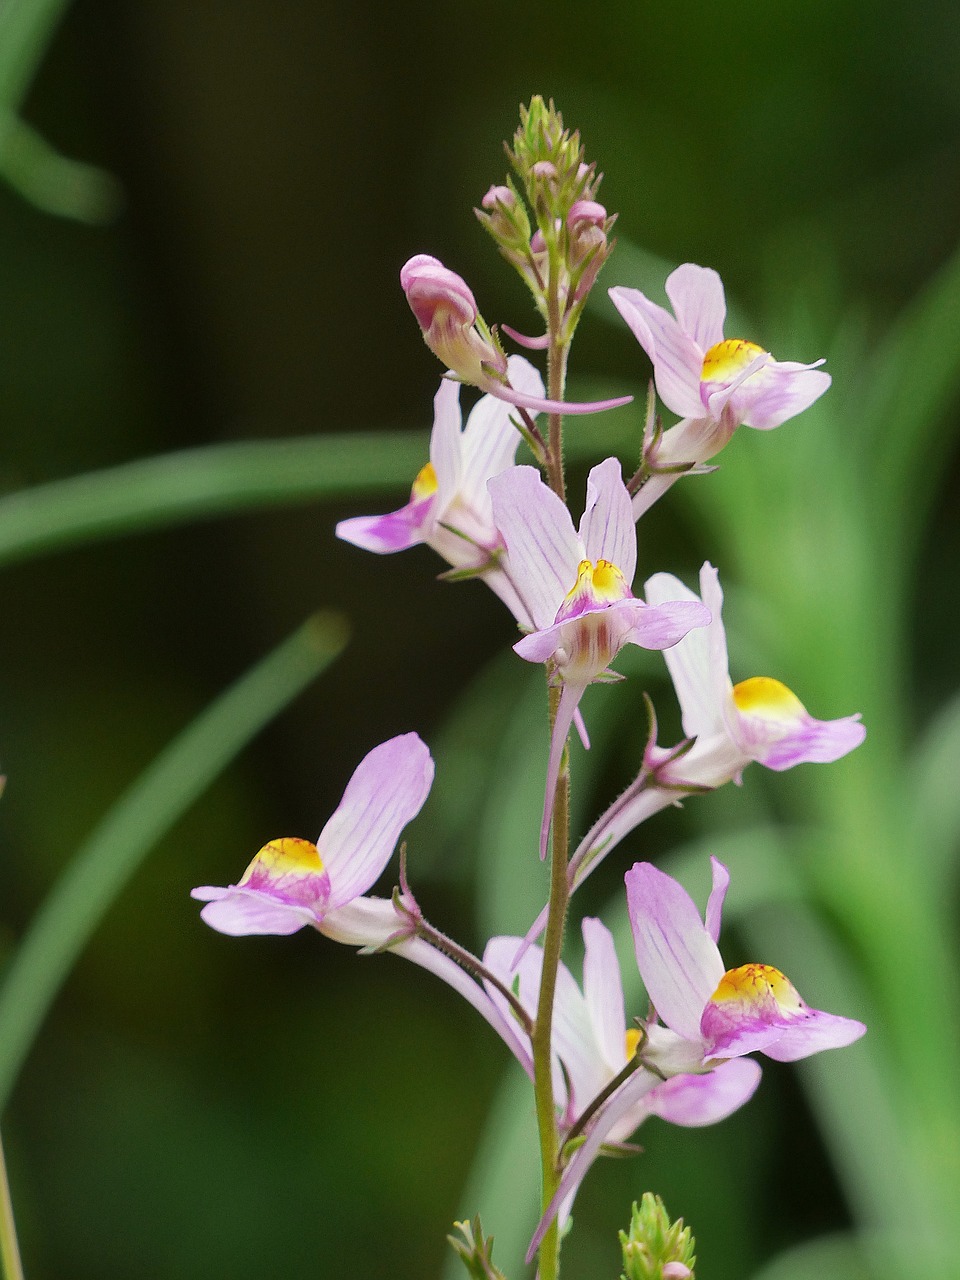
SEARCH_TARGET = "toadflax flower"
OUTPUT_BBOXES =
[401,253,631,416]
[488,457,710,857]
[566,561,866,892]
[529,857,865,1259]
[192,733,435,939]
[609,264,831,517]
[191,733,536,1062]
[336,355,544,627]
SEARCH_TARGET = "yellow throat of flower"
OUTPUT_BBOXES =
[732,676,806,722]
[411,461,439,500]
[711,962,803,1012]
[239,836,324,884]
[701,338,766,383]
[564,558,629,606]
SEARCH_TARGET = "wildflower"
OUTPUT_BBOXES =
[529,858,864,1258]
[192,733,434,939]
[401,254,631,416]
[336,356,545,625]
[609,265,830,516]
[488,458,710,857]
[566,561,865,892]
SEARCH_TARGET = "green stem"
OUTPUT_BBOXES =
[531,684,571,1280]
[0,1130,24,1280]
[545,243,569,502]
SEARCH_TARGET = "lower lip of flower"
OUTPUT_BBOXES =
[732,676,807,724]
[701,338,766,385]
[710,962,803,1014]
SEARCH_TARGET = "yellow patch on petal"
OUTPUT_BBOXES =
[701,338,765,383]
[711,963,803,1013]
[732,676,806,722]
[624,1027,644,1059]
[239,837,324,885]
[411,461,439,500]
[564,558,630,607]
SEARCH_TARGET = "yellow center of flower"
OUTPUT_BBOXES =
[732,676,806,722]
[710,962,803,1012]
[239,836,324,885]
[411,461,439,500]
[701,338,766,383]
[624,1027,644,1059]
[564,558,629,606]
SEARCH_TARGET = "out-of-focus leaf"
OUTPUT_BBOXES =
[0,612,348,1110]
[0,404,636,568]
[440,1063,539,1280]
[905,685,960,888]
[864,239,960,547]
[0,113,121,224]
[0,0,70,110]
[749,1234,871,1280]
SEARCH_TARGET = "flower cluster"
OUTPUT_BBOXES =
[193,98,866,1279]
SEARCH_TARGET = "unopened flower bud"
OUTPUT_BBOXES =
[400,254,507,387]
[482,184,515,211]
[619,1194,696,1280]
[531,160,557,180]
[568,199,607,232]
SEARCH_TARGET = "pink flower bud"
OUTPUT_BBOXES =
[531,160,557,180]
[567,199,607,231]
[400,254,506,387]
[663,1266,693,1279]
[481,184,515,210]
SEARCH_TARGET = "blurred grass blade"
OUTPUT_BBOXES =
[0,408,636,568]
[0,112,121,224]
[0,0,70,111]
[906,685,960,888]
[441,1063,539,1280]
[0,612,348,1111]
[865,240,960,537]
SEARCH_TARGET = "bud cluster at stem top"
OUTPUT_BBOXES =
[475,97,616,337]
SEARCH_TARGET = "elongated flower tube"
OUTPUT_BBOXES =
[529,858,864,1259]
[489,457,710,857]
[609,264,831,517]
[401,254,632,416]
[336,356,544,626]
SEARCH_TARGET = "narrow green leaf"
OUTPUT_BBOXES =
[0,0,70,111]
[906,684,960,888]
[0,112,121,224]
[0,611,349,1111]
[0,405,637,568]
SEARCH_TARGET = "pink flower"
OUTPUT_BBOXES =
[489,458,710,857]
[566,562,865,891]
[336,356,545,626]
[529,857,864,1260]
[609,265,831,516]
[401,254,631,416]
[192,733,434,939]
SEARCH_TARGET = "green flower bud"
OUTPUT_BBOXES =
[619,1194,696,1280]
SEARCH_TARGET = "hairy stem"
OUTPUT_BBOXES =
[532,683,571,1280]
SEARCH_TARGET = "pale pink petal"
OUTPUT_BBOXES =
[735,363,831,431]
[428,377,465,502]
[489,466,581,630]
[569,787,678,893]
[335,495,435,554]
[625,598,711,651]
[664,263,726,351]
[704,856,730,943]
[753,713,866,770]
[644,564,728,741]
[644,1057,761,1125]
[759,1011,866,1061]
[608,287,704,418]
[501,323,550,350]
[192,885,318,936]
[582,917,628,1073]
[320,734,434,907]
[578,457,636,582]
[459,355,543,511]
[625,862,724,1042]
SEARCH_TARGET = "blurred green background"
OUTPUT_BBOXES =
[1,1,959,1277]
